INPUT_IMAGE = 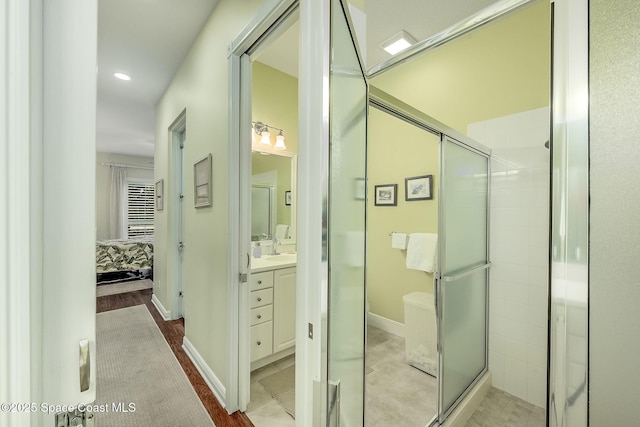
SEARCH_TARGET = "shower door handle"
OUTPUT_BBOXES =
[434,277,442,356]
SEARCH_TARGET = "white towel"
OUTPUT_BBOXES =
[275,224,289,240]
[406,233,438,273]
[391,233,408,250]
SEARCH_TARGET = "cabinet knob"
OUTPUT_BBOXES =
[257,341,262,346]
[257,314,262,319]
[257,297,262,302]
[258,280,262,284]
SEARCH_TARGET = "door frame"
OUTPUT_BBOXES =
[169,110,187,319]
[2,0,98,426]
[226,0,301,414]
[1,1,41,425]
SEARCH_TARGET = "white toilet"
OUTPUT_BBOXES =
[403,291,438,377]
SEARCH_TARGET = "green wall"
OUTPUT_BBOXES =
[371,0,550,134]
[252,61,298,231]
[154,0,265,395]
[368,0,550,324]
[367,107,439,323]
[252,62,298,154]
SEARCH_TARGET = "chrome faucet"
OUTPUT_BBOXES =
[272,235,280,255]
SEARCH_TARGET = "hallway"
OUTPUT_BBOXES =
[97,288,253,426]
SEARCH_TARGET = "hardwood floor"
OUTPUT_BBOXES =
[97,288,254,427]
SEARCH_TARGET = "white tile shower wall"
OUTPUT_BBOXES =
[468,107,550,408]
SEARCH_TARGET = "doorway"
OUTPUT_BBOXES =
[228,0,547,426]
[366,87,492,426]
[227,3,301,422]
[169,111,186,319]
[364,104,441,426]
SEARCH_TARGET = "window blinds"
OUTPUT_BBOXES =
[127,182,154,238]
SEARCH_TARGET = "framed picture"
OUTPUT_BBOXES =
[374,184,397,206]
[405,174,433,201]
[194,154,212,207]
[155,179,164,211]
[285,190,292,206]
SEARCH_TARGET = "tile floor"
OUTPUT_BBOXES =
[246,327,545,427]
[247,355,296,427]
[463,387,546,427]
[246,326,438,427]
[365,326,438,426]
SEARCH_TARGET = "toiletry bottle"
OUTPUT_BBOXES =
[252,242,262,258]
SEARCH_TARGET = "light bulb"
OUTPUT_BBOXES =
[260,130,271,146]
[274,131,286,150]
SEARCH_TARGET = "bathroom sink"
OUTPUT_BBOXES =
[264,254,297,263]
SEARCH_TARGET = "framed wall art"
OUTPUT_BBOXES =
[405,174,433,201]
[374,183,397,206]
[194,154,212,207]
[155,179,164,211]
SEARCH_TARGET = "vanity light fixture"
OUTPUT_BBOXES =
[260,129,271,146]
[380,30,417,55]
[252,121,287,151]
[274,130,286,150]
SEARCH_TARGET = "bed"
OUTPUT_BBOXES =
[96,237,153,283]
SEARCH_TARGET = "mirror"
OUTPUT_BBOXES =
[251,184,276,238]
[251,151,296,242]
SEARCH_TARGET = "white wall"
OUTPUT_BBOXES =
[153,0,265,406]
[590,1,640,424]
[95,152,154,240]
[468,107,549,408]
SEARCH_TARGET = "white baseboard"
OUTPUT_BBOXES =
[443,371,492,427]
[183,337,227,408]
[151,293,171,321]
[367,312,405,338]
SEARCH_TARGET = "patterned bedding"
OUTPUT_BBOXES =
[96,237,153,274]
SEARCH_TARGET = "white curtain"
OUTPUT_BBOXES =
[109,166,128,239]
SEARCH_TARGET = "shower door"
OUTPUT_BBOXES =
[438,135,490,420]
[326,0,368,425]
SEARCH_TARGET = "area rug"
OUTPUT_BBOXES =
[95,305,215,426]
[259,365,296,418]
[96,279,153,297]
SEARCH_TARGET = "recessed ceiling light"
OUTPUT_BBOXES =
[114,72,131,81]
[380,30,417,55]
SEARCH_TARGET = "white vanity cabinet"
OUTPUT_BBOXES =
[250,271,274,362]
[273,267,296,352]
[250,266,296,365]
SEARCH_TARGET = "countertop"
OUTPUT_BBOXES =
[250,253,297,273]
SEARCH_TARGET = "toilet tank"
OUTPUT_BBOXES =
[403,292,438,376]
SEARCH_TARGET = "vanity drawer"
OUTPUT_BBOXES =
[251,305,273,326]
[251,288,273,308]
[251,271,273,291]
[251,321,273,362]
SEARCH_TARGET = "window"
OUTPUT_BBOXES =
[127,181,155,238]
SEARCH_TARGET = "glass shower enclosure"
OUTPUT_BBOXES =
[438,136,490,420]
[317,1,491,424]
[367,88,491,426]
